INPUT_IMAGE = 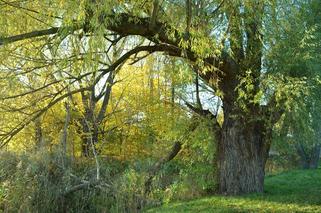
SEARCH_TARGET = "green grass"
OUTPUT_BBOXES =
[145,169,321,213]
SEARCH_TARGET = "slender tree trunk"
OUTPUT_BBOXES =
[81,108,93,157]
[309,144,320,169]
[81,121,99,157]
[61,101,71,167]
[61,104,70,151]
[81,124,90,157]
[34,118,44,149]
[296,143,320,169]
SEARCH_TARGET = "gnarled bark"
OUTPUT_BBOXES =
[217,116,269,194]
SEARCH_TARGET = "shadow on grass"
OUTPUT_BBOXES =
[145,169,321,213]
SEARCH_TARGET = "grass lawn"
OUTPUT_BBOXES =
[145,169,321,213]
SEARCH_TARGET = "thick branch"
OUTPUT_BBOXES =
[185,101,215,120]
[96,72,114,124]
[0,12,233,84]
[0,27,60,46]
[144,141,182,194]
[144,119,199,194]
[185,101,221,133]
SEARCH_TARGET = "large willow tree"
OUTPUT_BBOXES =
[0,0,319,195]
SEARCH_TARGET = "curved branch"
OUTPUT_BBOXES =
[0,12,232,82]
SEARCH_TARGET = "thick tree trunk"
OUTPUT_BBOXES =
[217,116,269,195]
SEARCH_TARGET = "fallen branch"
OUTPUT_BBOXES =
[144,120,199,195]
[63,180,100,197]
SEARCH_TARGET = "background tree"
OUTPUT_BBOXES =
[266,0,321,170]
